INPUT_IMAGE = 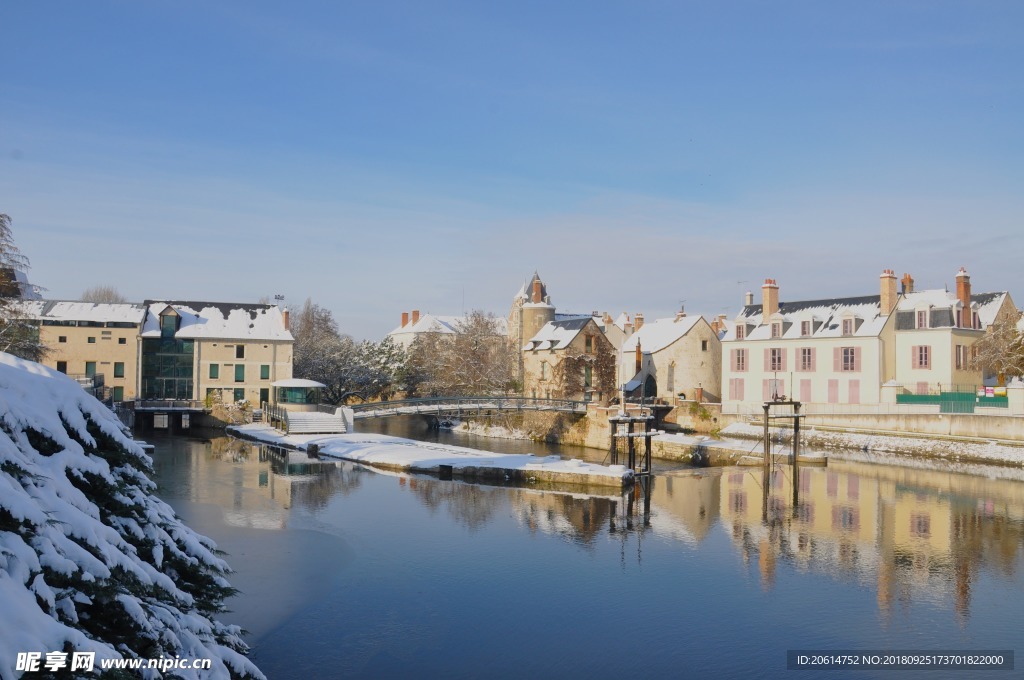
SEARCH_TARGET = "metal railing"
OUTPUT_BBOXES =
[349,396,588,419]
[133,399,206,411]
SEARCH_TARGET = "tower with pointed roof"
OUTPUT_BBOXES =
[509,272,557,387]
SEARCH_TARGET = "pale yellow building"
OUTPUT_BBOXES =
[522,317,615,402]
[620,311,722,402]
[22,300,146,402]
[141,300,293,406]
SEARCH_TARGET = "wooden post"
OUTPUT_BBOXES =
[609,418,618,465]
[763,403,771,522]
[627,420,636,470]
[792,401,801,517]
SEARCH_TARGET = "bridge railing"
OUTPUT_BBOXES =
[349,396,588,416]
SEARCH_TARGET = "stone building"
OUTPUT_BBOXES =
[620,309,722,403]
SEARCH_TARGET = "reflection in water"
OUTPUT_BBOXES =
[149,432,1024,677]
[717,459,1024,624]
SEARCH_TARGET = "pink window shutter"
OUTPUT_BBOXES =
[834,347,841,372]
[800,379,811,402]
[780,349,787,372]
[924,346,931,369]
[764,348,771,371]
[763,379,770,401]
[737,379,744,401]
[810,348,816,372]
[853,347,861,372]
[911,345,919,369]
[730,350,736,372]
[849,379,860,404]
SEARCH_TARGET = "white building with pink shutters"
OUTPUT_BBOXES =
[720,269,1016,412]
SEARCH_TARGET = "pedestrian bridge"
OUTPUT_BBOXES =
[350,396,588,420]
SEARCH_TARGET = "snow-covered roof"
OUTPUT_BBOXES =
[621,315,702,353]
[523,317,593,351]
[388,313,509,337]
[723,294,888,341]
[18,300,146,324]
[894,289,1008,330]
[141,301,294,341]
[613,313,631,331]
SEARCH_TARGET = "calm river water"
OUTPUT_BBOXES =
[147,418,1023,679]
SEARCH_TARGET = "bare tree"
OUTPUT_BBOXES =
[291,298,406,403]
[0,213,46,360]
[80,284,128,303]
[970,314,1024,384]
[407,310,517,396]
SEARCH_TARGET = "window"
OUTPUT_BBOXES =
[735,325,745,340]
[972,311,979,329]
[841,347,856,371]
[585,336,593,353]
[701,340,709,351]
[235,364,245,382]
[233,388,245,402]
[842,318,853,335]
[260,364,270,380]
[801,320,810,337]
[111,386,124,402]
[210,364,219,379]
[58,335,67,343]
[728,378,744,400]
[913,345,931,369]
[955,344,965,370]
[160,314,177,337]
[733,349,746,372]
[771,322,781,338]
[88,337,96,344]
[56,361,67,374]
[259,388,269,405]
[916,310,928,329]
[769,348,783,371]
[85,362,96,377]
[540,361,548,380]
[235,345,245,359]
[113,362,124,378]
[910,514,931,538]
[584,365,593,388]
[118,337,127,345]
[800,348,813,371]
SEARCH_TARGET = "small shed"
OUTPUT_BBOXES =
[272,378,325,411]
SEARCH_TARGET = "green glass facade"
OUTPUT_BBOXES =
[141,338,194,399]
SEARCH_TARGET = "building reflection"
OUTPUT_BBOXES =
[165,437,365,528]
[717,458,1024,622]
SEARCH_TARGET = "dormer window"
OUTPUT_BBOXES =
[842,319,854,336]
[801,320,811,337]
[736,325,745,340]
[916,310,928,329]
[771,322,782,338]
[160,314,178,338]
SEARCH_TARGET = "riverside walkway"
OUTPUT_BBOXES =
[349,396,588,420]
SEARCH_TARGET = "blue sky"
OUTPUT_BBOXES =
[2,1,1021,339]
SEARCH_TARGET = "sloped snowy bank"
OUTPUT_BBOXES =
[0,353,263,679]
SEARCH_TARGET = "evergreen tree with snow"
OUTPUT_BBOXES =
[0,214,46,361]
[0,352,264,679]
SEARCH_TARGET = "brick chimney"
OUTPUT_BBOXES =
[745,291,754,306]
[880,269,898,314]
[634,313,645,331]
[401,311,409,328]
[282,307,289,330]
[956,267,972,328]
[901,272,914,294]
[635,341,642,375]
[761,279,779,318]
[532,279,543,303]
[411,310,420,325]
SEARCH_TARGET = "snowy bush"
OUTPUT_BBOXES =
[0,353,264,679]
